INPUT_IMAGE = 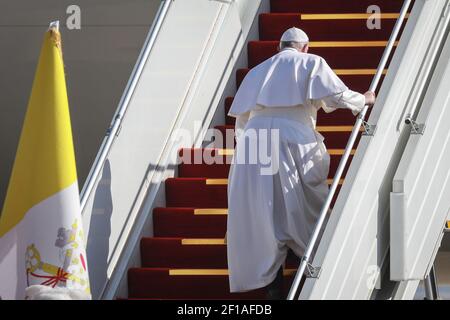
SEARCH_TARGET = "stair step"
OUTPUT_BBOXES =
[128,268,295,299]
[165,177,343,208]
[214,125,362,149]
[213,125,235,149]
[141,237,227,268]
[166,178,228,208]
[270,0,405,14]
[153,207,227,238]
[141,237,302,269]
[259,13,402,41]
[178,148,353,179]
[178,148,232,179]
[248,41,390,69]
[178,160,231,178]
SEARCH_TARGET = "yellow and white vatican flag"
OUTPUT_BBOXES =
[0,22,90,299]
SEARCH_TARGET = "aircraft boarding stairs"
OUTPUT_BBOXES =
[80,0,450,300]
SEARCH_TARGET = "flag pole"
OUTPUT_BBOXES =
[48,20,60,31]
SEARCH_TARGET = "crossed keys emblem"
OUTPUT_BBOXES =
[25,219,88,288]
[25,244,86,287]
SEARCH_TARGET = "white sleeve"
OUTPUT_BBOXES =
[311,90,366,116]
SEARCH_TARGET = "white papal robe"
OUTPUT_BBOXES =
[226,47,366,292]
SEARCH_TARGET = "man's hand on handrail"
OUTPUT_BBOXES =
[364,91,376,106]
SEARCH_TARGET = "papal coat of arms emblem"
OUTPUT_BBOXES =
[25,219,90,294]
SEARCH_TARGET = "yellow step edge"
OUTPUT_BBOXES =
[182,239,226,245]
[334,69,387,75]
[193,201,345,216]
[327,179,344,185]
[205,179,229,185]
[328,149,356,155]
[169,269,297,276]
[217,149,235,156]
[316,126,362,132]
[194,208,228,215]
[309,41,398,48]
[205,178,345,186]
[216,148,356,157]
[300,13,409,20]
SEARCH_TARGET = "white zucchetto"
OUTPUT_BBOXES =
[280,27,309,43]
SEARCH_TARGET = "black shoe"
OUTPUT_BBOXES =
[265,267,284,300]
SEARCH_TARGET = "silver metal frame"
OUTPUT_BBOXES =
[287,0,413,300]
[424,265,440,300]
[405,118,426,135]
[403,0,450,135]
[79,0,172,211]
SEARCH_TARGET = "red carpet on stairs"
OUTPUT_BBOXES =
[259,14,400,41]
[126,0,409,300]
[270,0,405,13]
[247,43,390,69]
[128,268,296,300]
[140,237,300,269]
[153,208,227,238]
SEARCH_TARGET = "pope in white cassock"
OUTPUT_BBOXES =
[226,27,376,299]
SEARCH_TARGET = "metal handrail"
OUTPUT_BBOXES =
[404,0,450,128]
[79,0,172,211]
[287,0,413,300]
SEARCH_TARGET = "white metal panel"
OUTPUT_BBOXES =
[393,280,421,300]
[82,0,226,298]
[390,30,450,282]
[299,0,449,300]
[81,0,269,299]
